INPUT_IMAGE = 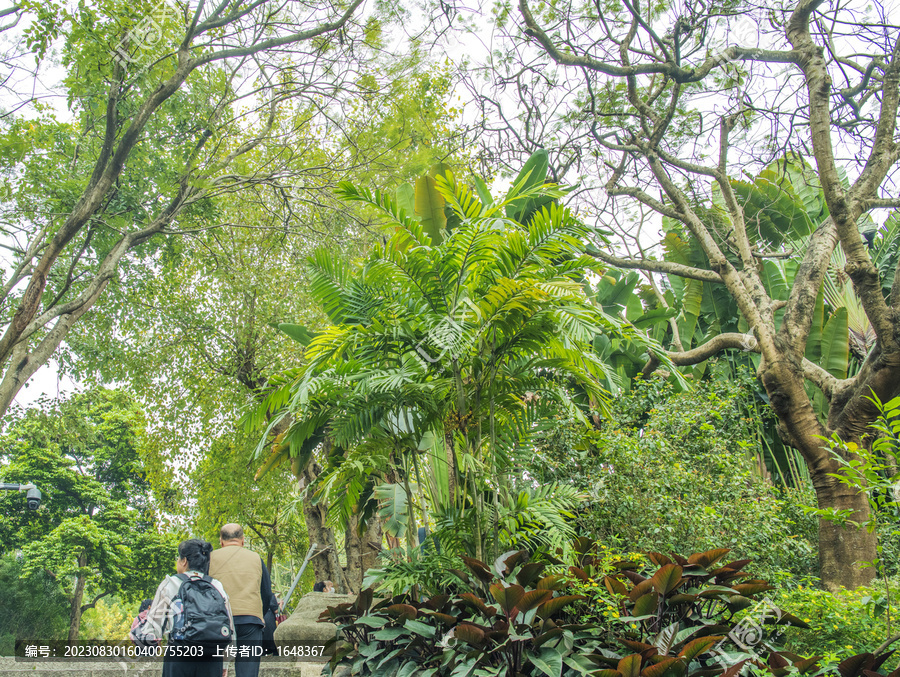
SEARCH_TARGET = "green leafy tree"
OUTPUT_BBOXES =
[0,389,176,641]
[193,435,308,572]
[0,553,70,649]
[53,62,468,593]
[0,0,371,418]
[250,170,674,572]
[469,0,900,590]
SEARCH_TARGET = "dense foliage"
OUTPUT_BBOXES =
[3,0,900,664]
[249,165,672,569]
[0,553,69,651]
[319,542,880,677]
[524,375,818,582]
[0,390,177,640]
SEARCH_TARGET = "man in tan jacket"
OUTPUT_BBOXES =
[209,524,277,677]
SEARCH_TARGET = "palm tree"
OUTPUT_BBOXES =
[250,170,668,563]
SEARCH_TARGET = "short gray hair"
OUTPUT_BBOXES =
[220,523,244,541]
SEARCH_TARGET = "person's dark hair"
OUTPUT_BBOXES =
[139,598,153,613]
[313,582,325,592]
[178,539,213,574]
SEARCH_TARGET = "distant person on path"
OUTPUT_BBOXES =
[130,598,155,641]
[208,524,278,677]
[131,539,235,677]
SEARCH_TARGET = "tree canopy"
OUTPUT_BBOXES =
[0,389,176,640]
[462,0,900,591]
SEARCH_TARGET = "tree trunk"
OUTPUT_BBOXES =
[816,484,877,591]
[344,512,382,594]
[763,361,877,590]
[299,462,351,594]
[67,556,87,642]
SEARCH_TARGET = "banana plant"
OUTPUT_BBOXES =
[660,156,890,391]
[588,270,677,393]
[649,155,900,485]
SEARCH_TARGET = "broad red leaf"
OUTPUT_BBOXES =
[872,651,895,671]
[605,575,629,596]
[537,574,566,591]
[573,536,595,557]
[516,589,552,613]
[421,611,456,626]
[768,652,790,669]
[537,594,585,619]
[838,653,875,677]
[448,568,470,584]
[687,548,730,569]
[641,657,679,677]
[490,582,525,615]
[516,562,545,587]
[533,627,563,648]
[454,623,485,646]
[677,636,722,661]
[462,556,494,584]
[569,565,590,582]
[633,591,659,617]
[623,569,647,584]
[765,610,810,629]
[620,639,654,654]
[640,648,659,661]
[715,571,751,583]
[725,595,754,612]
[721,660,748,677]
[354,588,374,614]
[494,549,526,576]
[649,564,683,595]
[618,654,642,677]
[732,581,774,595]
[629,579,655,602]
[385,604,417,621]
[459,593,497,617]
[721,559,752,572]
[646,552,672,567]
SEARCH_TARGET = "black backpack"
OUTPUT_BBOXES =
[169,574,233,648]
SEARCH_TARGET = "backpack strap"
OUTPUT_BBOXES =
[174,573,191,584]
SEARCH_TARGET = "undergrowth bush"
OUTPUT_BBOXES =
[771,582,897,659]
[528,376,819,582]
[362,547,468,598]
[320,541,885,677]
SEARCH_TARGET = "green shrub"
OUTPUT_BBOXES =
[771,583,894,659]
[322,549,592,677]
[319,541,837,677]
[80,598,134,641]
[0,552,69,648]
[527,377,819,582]
[361,547,468,598]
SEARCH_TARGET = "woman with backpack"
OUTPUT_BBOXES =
[131,539,236,677]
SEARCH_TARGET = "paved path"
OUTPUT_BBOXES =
[0,657,325,677]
